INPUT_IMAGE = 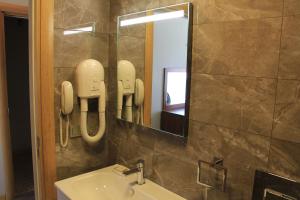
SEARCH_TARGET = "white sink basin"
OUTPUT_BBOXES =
[55,164,186,200]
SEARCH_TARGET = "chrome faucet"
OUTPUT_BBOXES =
[123,159,145,185]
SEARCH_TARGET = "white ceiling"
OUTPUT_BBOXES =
[0,0,28,6]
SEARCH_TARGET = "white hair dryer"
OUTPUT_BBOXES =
[117,60,135,122]
[76,59,106,145]
[117,60,144,124]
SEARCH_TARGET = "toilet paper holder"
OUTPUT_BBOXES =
[197,157,227,192]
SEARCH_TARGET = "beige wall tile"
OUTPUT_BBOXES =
[152,152,203,200]
[273,80,300,143]
[56,137,108,180]
[193,18,282,77]
[55,0,110,33]
[118,35,145,79]
[55,31,109,69]
[284,0,300,16]
[268,139,300,181]
[278,15,300,79]
[159,0,283,24]
[195,0,283,24]
[190,74,276,136]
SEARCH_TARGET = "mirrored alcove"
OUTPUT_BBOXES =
[116,3,193,137]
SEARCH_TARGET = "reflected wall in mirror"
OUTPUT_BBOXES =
[116,3,192,137]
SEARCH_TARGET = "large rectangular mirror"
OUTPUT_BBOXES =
[116,3,192,137]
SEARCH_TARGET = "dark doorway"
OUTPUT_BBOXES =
[4,16,34,200]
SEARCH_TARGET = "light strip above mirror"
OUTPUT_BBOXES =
[63,25,94,35]
[120,10,185,27]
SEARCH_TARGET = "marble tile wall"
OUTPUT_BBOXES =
[53,0,111,179]
[53,0,300,199]
[118,24,147,81]
[107,0,300,200]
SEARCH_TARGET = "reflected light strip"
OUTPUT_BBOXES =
[120,10,185,27]
[63,26,94,35]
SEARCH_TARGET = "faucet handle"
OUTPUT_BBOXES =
[136,159,146,185]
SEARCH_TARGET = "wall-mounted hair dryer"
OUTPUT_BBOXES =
[117,60,144,124]
[76,59,106,145]
[117,60,135,122]
[59,81,73,147]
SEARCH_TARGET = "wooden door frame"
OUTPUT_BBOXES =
[0,11,13,200]
[30,0,56,200]
[0,2,28,17]
[0,1,57,200]
[144,21,153,126]
[0,3,29,200]
[0,1,56,200]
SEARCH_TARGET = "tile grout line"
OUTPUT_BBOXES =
[183,70,300,81]
[191,71,278,80]
[190,72,300,82]
[189,117,299,144]
[267,0,285,168]
[193,15,285,26]
[189,118,272,140]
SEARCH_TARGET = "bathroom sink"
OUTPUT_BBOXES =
[55,164,186,200]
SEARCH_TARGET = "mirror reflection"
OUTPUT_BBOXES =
[117,3,192,137]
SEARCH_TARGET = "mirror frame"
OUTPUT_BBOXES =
[116,2,193,138]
